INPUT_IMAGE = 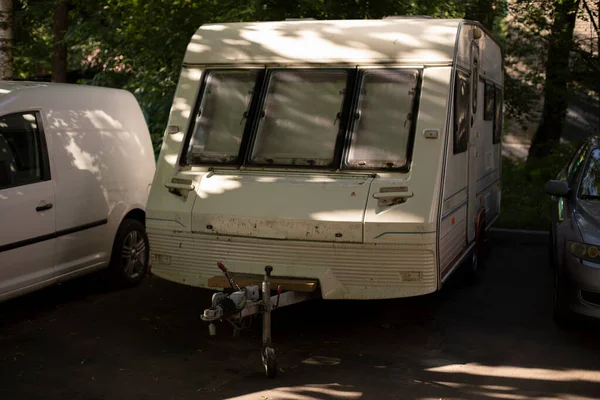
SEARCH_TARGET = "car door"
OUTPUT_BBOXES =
[0,111,56,299]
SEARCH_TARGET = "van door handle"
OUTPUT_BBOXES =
[36,203,53,212]
[373,191,414,199]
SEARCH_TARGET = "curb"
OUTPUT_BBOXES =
[488,228,549,245]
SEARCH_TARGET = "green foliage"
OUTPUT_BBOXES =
[13,0,479,157]
[13,0,54,79]
[496,143,578,230]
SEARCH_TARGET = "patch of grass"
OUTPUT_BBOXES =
[496,144,577,231]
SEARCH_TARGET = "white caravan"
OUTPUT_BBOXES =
[0,82,156,302]
[147,18,503,300]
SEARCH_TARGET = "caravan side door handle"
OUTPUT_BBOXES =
[372,191,414,199]
[165,182,195,191]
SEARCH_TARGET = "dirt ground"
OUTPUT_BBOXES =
[1,241,599,400]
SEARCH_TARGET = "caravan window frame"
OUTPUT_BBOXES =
[493,86,503,144]
[180,68,266,167]
[343,68,421,172]
[180,66,422,173]
[453,70,470,155]
[246,68,354,169]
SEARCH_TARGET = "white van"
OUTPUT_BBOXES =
[147,18,503,300]
[0,82,156,302]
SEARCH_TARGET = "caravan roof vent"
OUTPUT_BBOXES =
[382,15,433,19]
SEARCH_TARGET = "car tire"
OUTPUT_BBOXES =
[108,218,150,288]
[553,265,574,328]
[549,225,556,269]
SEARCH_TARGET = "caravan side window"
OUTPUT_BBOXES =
[250,70,347,167]
[493,87,503,144]
[346,69,419,169]
[484,82,494,121]
[454,71,470,154]
[186,70,259,164]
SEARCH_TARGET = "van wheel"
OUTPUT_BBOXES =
[109,218,149,287]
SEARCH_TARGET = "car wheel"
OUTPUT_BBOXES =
[549,225,556,269]
[109,218,149,287]
[553,265,574,327]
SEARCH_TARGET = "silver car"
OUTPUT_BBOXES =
[547,136,600,325]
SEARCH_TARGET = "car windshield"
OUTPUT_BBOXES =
[579,148,600,200]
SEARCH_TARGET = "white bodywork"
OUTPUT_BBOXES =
[147,18,503,300]
[0,82,156,302]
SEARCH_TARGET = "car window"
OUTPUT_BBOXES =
[0,112,48,190]
[568,144,589,185]
[566,143,588,181]
[579,148,600,199]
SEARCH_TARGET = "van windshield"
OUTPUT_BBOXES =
[250,70,347,166]
[347,69,419,169]
[186,70,258,164]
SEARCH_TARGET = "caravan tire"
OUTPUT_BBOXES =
[466,222,486,285]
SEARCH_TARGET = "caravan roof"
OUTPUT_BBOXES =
[183,18,465,66]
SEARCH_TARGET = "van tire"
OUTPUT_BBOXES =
[108,218,149,287]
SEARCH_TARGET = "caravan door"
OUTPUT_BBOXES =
[466,43,480,243]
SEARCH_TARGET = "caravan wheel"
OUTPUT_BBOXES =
[467,221,486,284]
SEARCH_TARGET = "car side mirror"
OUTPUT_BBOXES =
[545,180,570,197]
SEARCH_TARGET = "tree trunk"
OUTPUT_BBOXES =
[529,0,582,159]
[0,0,13,80]
[52,0,68,83]
[466,0,495,29]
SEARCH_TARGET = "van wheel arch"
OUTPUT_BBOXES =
[124,208,146,226]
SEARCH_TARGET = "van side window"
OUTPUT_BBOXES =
[453,71,470,154]
[250,70,347,166]
[0,112,48,190]
[346,69,419,169]
[484,82,494,121]
[493,87,503,144]
[186,70,258,164]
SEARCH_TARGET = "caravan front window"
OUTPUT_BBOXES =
[250,70,347,166]
[346,69,419,169]
[186,70,258,164]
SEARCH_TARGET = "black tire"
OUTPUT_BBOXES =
[553,265,574,327]
[466,223,486,285]
[549,226,557,269]
[108,218,149,288]
[262,346,277,379]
